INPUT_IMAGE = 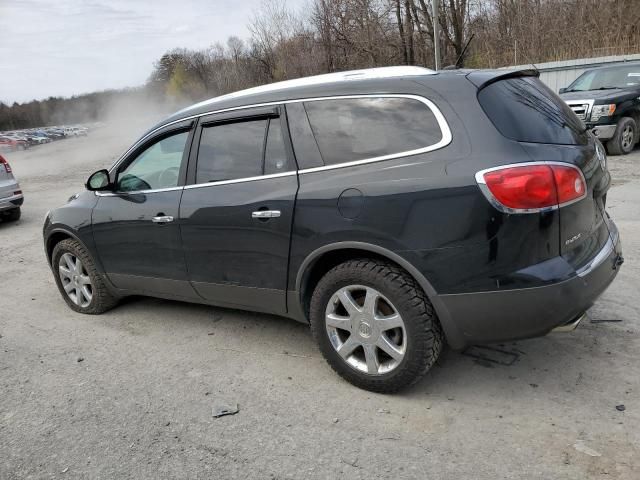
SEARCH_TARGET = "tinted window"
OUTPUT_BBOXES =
[303,97,442,166]
[117,130,188,192]
[197,120,267,183]
[264,119,290,174]
[285,102,324,169]
[478,77,588,145]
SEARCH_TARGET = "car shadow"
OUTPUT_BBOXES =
[105,295,616,401]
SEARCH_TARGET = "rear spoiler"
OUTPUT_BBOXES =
[466,69,539,90]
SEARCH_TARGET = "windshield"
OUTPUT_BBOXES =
[567,65,640,91]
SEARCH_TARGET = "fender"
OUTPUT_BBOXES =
[292,241,466,349]
[44,226,104,273]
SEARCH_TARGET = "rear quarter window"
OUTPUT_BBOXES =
[478,76,588,145]
[303,97,443,166]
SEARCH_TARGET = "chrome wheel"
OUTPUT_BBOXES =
[325,285,406,375]
[58,253,93,308]
[621,125,634,150]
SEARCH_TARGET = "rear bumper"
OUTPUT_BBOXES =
[438,225,622,349]
[0,193,24,211]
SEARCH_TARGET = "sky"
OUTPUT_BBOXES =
[0,0,303,104]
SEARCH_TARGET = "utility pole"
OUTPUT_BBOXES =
[432,0,440,70]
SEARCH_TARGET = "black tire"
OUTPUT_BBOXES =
[2,208,21,222]
[606,117,636,155]
[310,258,443,393]
[51,238,118,314]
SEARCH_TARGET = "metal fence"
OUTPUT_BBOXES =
[504,53,640,92]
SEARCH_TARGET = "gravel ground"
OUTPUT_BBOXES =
[1,128,638,479]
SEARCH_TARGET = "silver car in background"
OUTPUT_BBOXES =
[0,154,23,221]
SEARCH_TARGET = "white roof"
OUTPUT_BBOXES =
[178,66,436,114]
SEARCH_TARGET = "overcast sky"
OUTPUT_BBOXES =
[0,0,303,104]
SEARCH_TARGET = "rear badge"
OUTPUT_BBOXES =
[565,233,582,246]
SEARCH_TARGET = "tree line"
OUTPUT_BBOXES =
[2,0,639,131]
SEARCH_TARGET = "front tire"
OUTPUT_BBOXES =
[310,259,443,393]
[52,238,118,314]
[606,117,636,155]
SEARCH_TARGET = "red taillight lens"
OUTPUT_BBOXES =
[0,155,11,173]
[478,163,586,212]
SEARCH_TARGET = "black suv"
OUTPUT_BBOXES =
[560,62,640,155]
[44,67,622,392]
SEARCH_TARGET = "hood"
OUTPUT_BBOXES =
[560,87,638,103]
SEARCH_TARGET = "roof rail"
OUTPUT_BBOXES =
[180,66,436,113]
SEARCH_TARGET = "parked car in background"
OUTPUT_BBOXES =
[0,154,23,222]
[44,67,622,392]
[0,136,28,151]
[560,62,640,155]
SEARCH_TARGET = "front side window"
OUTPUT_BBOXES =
[117,131,189,192]
[303,97,443,166]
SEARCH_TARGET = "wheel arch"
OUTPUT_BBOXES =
[294,242,465,349]
[45,228,100,271]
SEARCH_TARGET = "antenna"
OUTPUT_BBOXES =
[454,33,475,68]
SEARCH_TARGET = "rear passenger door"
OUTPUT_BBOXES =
[179,106,298,314]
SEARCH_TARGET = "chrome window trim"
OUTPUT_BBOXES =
[475,161,588,214]
[107,94,452,182]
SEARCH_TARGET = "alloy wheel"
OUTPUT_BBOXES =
[621,125,633,150]
[58,252,93,308]
[325,285,406,375]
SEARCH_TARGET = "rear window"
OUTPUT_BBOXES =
[303,97,443,166]
[478,76,588,145]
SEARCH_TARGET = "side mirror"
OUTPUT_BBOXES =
[558,87,567,94]
[86,169,112,191]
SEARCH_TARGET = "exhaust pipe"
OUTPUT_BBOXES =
[552,312,587,333]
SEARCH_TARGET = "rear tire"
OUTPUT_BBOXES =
[2,208,21,222]
[310,258,443,393]
[52,238,118,314]
[606,117,636,155]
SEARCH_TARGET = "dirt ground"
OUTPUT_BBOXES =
[1,126,638,479]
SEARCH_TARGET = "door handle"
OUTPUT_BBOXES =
[251,210,281,219]
[152,215,174,224]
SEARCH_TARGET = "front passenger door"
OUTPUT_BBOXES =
[179,106,298,314]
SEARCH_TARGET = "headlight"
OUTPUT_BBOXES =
[590,104,616,122]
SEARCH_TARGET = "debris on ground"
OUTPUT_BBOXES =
[332,418,339,423]
[377,408,390,414]
[77,357,84,363]
[462,345,520,366]
[573,441,602,457]
[212,403,239,418]
[616,404,626,412]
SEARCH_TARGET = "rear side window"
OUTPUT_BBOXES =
[303,97,443,166]
[195,116,292,183]
[196,120,267,183]
[478,76,588,145]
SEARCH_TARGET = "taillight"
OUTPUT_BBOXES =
[476,162,586,213]
[0,155,11,173]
